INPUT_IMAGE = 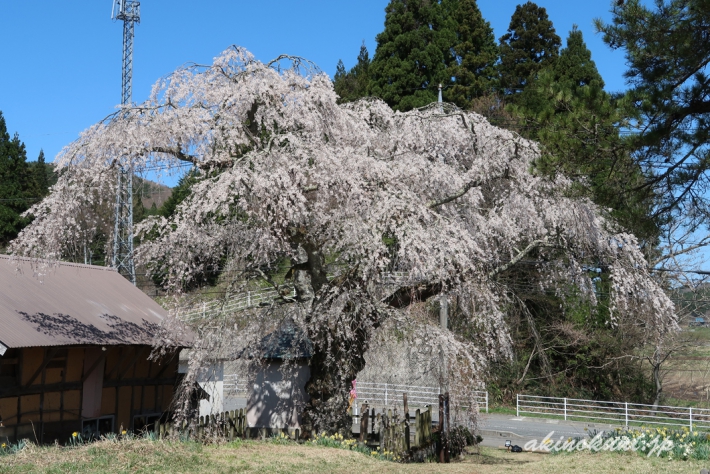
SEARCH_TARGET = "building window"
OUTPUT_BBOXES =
[82,416,114,440]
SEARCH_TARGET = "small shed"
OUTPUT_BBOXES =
[0,256,187,444]
[246,322,312,432]
[181,321,311,435]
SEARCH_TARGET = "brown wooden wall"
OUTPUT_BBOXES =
[0,345,179,444]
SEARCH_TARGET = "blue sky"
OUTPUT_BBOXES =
[1,0,629,173]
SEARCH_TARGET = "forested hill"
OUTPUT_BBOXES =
[0,111,56,249]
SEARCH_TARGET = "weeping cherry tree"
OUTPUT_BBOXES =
[11,47,677,433]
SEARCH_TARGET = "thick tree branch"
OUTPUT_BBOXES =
[150,146,200,165]
[382,282,442,309]
[488,239,549,279]
[516,347,537,386]
[427,179,480,208]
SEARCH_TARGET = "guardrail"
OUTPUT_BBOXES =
[179,286,296,322]
[517,394,710,431]
[357,382,488,413]
[178,272,419,322]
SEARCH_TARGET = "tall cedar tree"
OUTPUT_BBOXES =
[515,27,658,242]
[444,0,499,107]
[333,43,371,104]
[0,112,33,246]
[28,150,50,199]
[595,0,710,227]
[368,0,498,110]
[499,29,661,402]
[551,26,604,90]
[499,1,561,96]
[369,0,454,111]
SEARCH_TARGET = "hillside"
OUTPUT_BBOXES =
[135,177,172,211]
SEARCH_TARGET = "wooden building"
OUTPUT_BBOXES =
[0,256,187,444]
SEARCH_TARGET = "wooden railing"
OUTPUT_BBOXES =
[356,395,436,459]
[151,393,455,462]
[155,408,249,440]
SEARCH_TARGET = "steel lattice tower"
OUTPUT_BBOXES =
[111,0,140,284]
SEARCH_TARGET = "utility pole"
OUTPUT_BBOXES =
[111,0,140,284]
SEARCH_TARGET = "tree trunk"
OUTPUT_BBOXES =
[289,240,374,435]
[301,345,367,435]
[652,363,662,411]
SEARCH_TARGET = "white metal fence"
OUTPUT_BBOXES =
[178,272,426,321]
[179,286,297,322]
[517,394,710,431]
[178,272,419,322]
[357,382,488,413]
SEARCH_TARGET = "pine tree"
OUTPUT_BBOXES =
[445,0,499,107]
[0,112,31,246]
[498,1,561,95]
[369,0,454,111]
[595,0,710,227]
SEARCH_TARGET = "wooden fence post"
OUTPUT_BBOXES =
[359,403,369,442]
[439,395,445,463]
[377,413,383,450]
[370,407,375,438]
[444,392,450,463]
[385,408,397,451]
[414,408,421,447]
[403,393,410,451]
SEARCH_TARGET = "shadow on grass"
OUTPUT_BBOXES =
[462,447,541,467]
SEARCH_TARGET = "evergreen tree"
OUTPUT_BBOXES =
[552,26,604,90]
[159,169,201,219]
[514,28,657,242]
[369,0,454,111]
[0,112,32,247]
[333,43,372,104]
[496,28,659,400]
[333,60,349,97]
[498,1,561,95]
[445,0,499,107]
[595,0,710,227]
[27,149,52,199]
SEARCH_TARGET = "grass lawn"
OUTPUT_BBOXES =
[2,438,710,474]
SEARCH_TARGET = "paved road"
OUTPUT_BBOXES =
[353,411,623,448]
[477,413,621,448]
